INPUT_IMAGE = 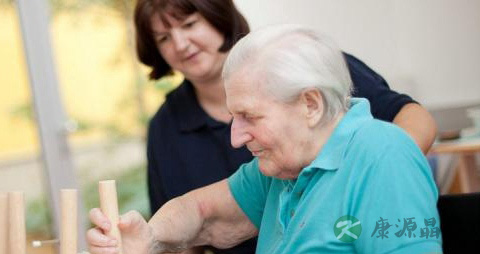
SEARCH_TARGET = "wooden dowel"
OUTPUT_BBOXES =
[8,191,26,254]
[0,192,8,254]
[98,180,122,254]
[61,189,77,254]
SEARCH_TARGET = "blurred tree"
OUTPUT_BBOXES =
[3,0,178,138]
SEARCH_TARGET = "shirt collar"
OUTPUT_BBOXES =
[168,79,224,132]
[303,98,373,173]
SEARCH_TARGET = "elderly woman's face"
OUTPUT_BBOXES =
[226,72,314,179]
[150,12,226,83]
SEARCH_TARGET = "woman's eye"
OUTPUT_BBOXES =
[156,35,169,44]
[183,20,196,28]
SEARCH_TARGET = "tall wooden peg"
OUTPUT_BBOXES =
[99,180,123,254]
[8,191,26,254]
[61,189,78,254]
[0,192,8,254]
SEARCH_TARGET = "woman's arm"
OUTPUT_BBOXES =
[87,179,257,254]
[149,179,257,252]
[393,103,437,154]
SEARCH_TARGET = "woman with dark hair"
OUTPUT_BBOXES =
[113,0,437,253]
[134,0,254,253]
[134,0,249,80]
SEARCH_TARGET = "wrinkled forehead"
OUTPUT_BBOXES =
[225,71,273,111]
[224,67,258,94]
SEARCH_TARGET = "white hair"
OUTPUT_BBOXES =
[222,24,352,124]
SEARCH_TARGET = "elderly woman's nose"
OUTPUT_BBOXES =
[231,118,252,148]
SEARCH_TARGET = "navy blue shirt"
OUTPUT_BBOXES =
[146,53,416,254]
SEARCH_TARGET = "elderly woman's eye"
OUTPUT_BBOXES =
[245,114,258,121]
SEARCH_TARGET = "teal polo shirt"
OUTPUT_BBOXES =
[228,98,442,253]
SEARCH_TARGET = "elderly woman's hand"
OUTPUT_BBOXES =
[86,208,155,254]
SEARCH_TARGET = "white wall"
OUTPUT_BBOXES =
[234,0,480,109]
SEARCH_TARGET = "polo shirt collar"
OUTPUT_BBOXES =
[305,98,373,172]
[170,80,224,132]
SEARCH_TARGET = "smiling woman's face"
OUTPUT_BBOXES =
[150,12,227,83]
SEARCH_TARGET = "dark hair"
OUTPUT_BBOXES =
[134,0,250,80]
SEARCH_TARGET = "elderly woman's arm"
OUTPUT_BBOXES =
[148,179,257,252]
[87,179,257,254]
[393,103,437,154]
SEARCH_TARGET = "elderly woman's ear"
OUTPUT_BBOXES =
[300,88,324,127]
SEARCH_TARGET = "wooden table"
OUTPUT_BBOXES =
[430,134,480,193]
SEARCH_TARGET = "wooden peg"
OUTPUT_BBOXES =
[61,189,77,254]
[8,191,26,254]
[0,192,8,254]
[98,180,122,254]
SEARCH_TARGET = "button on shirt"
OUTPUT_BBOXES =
[228,98,442,253]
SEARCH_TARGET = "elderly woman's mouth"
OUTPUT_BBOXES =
[251,150,264,156]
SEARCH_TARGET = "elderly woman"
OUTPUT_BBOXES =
[137,1,435,253]
[87,25,441,253]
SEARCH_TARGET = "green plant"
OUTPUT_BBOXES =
[26,163,150,234]
[82,164,150,219]
[26,197,52,235]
